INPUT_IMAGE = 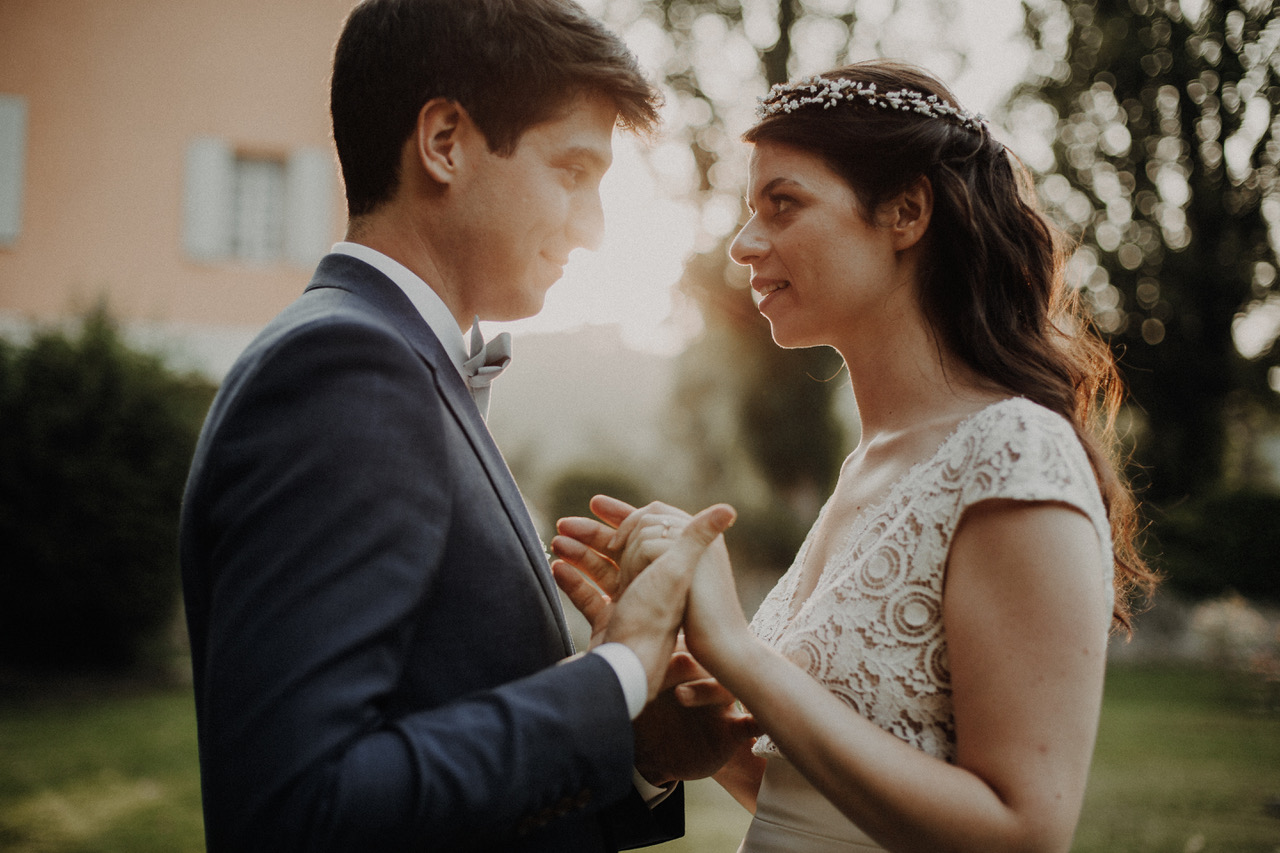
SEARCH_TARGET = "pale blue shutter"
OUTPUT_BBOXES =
[285,146,335,267]
[184,137,234,262]
[0,95,28,248]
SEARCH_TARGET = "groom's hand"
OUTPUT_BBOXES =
[633,644,760,785]
[600,504,736,701]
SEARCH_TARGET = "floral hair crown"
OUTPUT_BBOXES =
[756,75,988,134]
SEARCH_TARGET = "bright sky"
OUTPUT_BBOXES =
[488,0,1033,356]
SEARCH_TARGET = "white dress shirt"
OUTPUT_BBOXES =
[327,243,650,723]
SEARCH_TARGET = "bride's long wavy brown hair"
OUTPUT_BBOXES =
[745,60,1157,632]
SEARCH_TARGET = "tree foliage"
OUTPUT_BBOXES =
[1154,490,1280,600]
[1016,0,1280,502]
[0,307,216,671]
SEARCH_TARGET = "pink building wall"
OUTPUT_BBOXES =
[0,0,354,332]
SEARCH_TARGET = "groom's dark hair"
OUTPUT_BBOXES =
[331,0,661,218]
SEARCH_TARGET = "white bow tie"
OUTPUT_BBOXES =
[462,316,512,420]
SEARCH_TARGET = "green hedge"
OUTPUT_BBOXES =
[0,307,216,671]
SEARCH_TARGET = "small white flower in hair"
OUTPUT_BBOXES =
[756,75,988,134]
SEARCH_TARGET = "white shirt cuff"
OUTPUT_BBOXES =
[632,768,677,807]
[591,642,647,720]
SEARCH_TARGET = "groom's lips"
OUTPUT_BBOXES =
[540,253,570,284]
[542,253,570,278]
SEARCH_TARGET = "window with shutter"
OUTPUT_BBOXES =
[184,137,333,266]
[0,94,28,248]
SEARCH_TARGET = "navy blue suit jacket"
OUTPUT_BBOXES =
[180,253,681,851]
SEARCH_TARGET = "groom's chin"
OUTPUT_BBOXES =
[489,291,550,323]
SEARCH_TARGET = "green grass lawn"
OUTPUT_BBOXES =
[0,664,1276,852]
[0,680,204,852]
[1069,666,1280,853]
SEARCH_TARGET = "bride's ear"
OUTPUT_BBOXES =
[885,176,933,252]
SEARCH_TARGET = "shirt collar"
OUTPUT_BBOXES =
[330,241,469,376]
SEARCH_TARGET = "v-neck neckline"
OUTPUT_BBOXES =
[784,397,1019,619]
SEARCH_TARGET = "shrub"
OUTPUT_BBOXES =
[1153,490,1280,604]
[542,468,647,544]
[0,306,216,671]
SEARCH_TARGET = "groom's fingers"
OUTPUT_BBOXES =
[551,561,611,634]
[550,535,620,596]
[671,504,736,549]
[588,494,638,528]
[556,516,623,560]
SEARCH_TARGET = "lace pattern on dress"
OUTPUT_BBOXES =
[749,398,1113,762]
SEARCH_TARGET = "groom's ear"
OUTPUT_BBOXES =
[414,98,469,186]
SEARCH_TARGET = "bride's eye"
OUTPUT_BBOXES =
[769,193,796,215]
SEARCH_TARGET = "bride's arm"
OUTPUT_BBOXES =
[710,738,766,813]
[685,499,1110,853]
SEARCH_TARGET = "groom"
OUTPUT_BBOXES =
[179,1,740,850]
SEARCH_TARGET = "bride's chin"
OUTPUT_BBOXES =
[765,320,809,350]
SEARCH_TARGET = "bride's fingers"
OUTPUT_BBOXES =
[619,515,696,574]
[634,504,736,600]
[609,501,694,552]
[551,561,612,631]
[550,535,621,596]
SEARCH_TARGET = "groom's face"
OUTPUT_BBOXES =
[454,93,617,322]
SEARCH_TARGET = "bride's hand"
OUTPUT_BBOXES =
[680,519,755,675]
[552,495,693,599]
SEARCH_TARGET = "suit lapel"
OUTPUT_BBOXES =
[305,254,575,654]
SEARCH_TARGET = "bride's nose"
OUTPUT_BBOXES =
[729,216,767,266]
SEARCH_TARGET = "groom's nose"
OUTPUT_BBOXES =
[567,189,605,252]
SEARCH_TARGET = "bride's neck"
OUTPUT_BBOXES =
[839,324,998,441]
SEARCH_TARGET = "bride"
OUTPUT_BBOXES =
[551,60,1156,852]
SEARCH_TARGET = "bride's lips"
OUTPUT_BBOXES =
[751,276,790,309]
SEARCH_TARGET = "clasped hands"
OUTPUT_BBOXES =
[550,495,759,785]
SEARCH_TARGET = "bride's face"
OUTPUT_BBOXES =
[730,141,905,351]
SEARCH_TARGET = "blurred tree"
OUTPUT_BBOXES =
[0,306,216,672]
[1015,0,1280,503]
[624,0,971,564]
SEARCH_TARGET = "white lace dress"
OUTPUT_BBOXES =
[739,398,1114,853]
